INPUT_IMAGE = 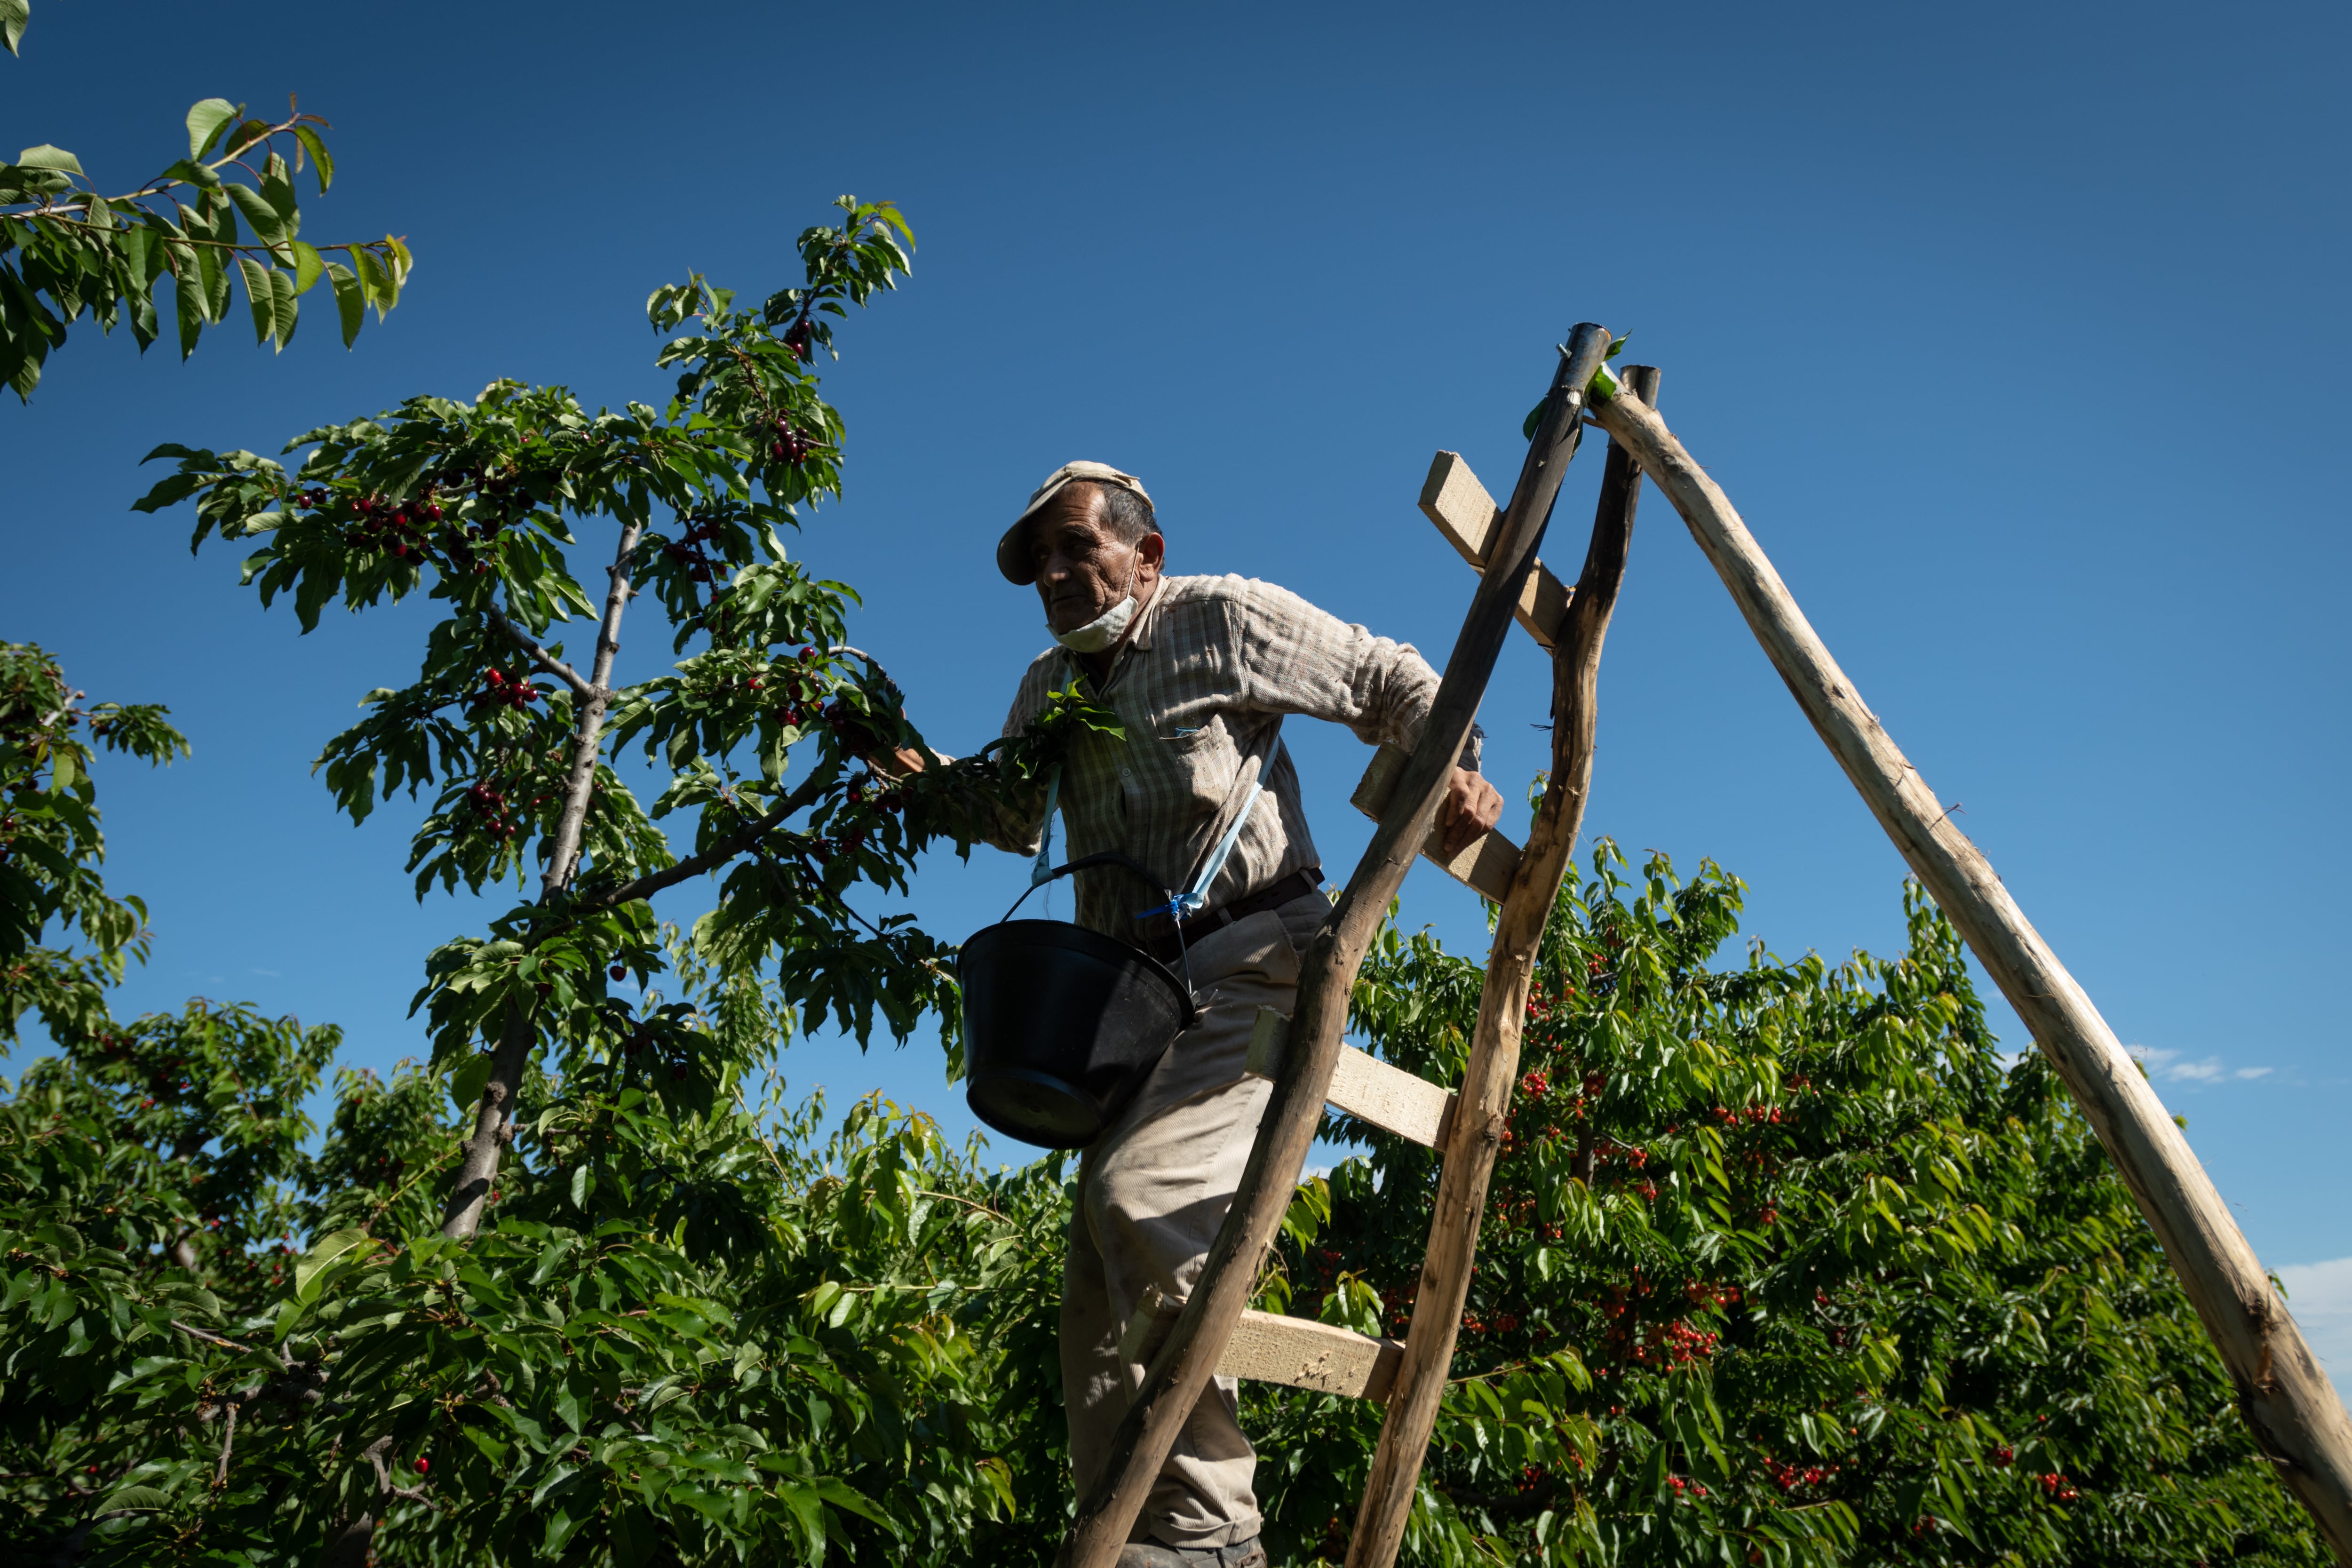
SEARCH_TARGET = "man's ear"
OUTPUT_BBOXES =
[1138,531,1166,574]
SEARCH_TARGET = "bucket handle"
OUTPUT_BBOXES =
[1001,849,1201,1020]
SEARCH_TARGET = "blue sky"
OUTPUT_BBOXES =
[6,0,2348,1376]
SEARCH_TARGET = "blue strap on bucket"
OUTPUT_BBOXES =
[1135,741,1277,926]
[1031,764,1063,889]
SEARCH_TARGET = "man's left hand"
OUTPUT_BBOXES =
[1438,768,1504,860]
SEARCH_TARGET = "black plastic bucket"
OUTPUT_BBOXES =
[958,919,1198,1148]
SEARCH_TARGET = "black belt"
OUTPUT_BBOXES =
[1141,867,1322,967]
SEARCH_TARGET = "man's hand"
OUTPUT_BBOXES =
[1437,767,1504,860]
[866,743,930,778]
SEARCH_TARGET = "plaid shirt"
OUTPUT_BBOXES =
[971,573,1477,946]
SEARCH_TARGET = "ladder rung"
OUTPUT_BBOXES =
[1245,1007,1454,1150]
[1351,742,1521,904]
[1420,450,1572,651]
[1119,1282,1406,1402]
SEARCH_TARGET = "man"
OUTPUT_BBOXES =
[886,461,1502,1566]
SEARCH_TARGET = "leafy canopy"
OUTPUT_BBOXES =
[2,7,412,401]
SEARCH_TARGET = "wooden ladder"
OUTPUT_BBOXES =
[1058,327,1662,1568]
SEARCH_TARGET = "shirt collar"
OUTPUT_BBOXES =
[1124,578,1166,652]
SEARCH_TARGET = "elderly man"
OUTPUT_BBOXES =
[887,461,1501,1566]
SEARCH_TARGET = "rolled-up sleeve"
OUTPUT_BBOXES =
[1232,579,1483,771]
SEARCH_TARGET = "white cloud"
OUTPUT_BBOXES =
[2276,1259,2352,1411]
[2126,1044,2271,1085]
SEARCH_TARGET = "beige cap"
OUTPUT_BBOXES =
[996,460,1155,585]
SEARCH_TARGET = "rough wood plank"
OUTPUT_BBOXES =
[1058,325,1620,1568]
[1583,375,2352,1562]
[1420,451,1573,650]
[1351,743,1521,902]
[1121,1284,1405,1402]
[1350,366,1661,1568]
[1244,1008,1453,1149]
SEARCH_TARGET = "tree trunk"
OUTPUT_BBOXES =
[440,520,643,1242]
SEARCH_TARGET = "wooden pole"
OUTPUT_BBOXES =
[1056,325,1620,1568]
[1586,386,2352,1563]
[1346,364,1660,1568]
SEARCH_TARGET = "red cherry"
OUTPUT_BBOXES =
[609,964,627,980]
[413,1457,429,1474]
[670,1065,687,1081]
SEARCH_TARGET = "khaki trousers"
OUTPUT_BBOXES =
[1061,892,1328,1551]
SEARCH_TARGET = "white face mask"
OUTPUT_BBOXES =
[1051,556,1141,653]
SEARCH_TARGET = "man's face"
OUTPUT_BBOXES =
[1029,486,1160,635]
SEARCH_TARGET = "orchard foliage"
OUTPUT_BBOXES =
[1,62,411,398]
[9,193,1110,1564]
[1244,843,2327,1568]
[0,643,188,1045]
[1,1019,1075,1566]
[131,197,967,1066]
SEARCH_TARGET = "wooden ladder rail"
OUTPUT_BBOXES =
[1585,381,2352,1562]
[1055,323,1621,1568]
[1345,364,1659,1566]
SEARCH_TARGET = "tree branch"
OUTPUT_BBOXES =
[212,1403,237,1491]
[483,604,595,701]
[585,772,826,911]
[171,1319,254,1353]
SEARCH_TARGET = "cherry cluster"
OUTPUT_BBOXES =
[2035,1470,2080,1501]
[461,775,545,843]
[1634,1318,1720,1368]
[1666,1474,1710,1498]
[663,517,732,584]
[295,480,525,576]
[765,418,812,464]
[1764,1457,1840,1492]
[741,649,832,727]
[471,668,542,713]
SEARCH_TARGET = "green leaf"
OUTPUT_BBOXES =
[185,99,240,161]
[237,256,274,345]
[450,1051,494,1116]
[326,260,364,348]
[98,1484,171,1512]
[289,240,325,295]
[266,268,297,349]
[569,1162,595,1211]
[291,124,334,193]
[225,183,285,245]
[0,0,23,55]
[173,265,206,359]
[294,1226,368,1302]
[15,144,82,176]
[355,246,398,318]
